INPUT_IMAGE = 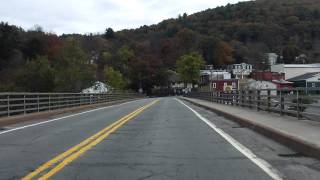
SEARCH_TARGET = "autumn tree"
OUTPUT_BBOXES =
[105,28,115,39]
[115,45,134,73]
[16,56,55,92]
[105,67,126,90]
[53,38,95,92]
[214,41,234,67]
[282,40,301,64]
[177,52,204,87]
[96,51,112,81]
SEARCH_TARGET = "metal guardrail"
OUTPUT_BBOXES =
[0,92,144,118]
[186,88,320,121]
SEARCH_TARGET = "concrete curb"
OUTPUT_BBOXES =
[0,98,143,127]
[180,97,320,160]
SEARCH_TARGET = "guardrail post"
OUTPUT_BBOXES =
[280,91,284,116]
[248,90,252,108]
[37,95,40,112]
[267,90,271,112]
[235,91,238,105]
[296,90,300,119]
[241,90,245,107]
[7,95,10,116]
[230,91,233,105]
[48,94,51,111]
[24,95,26,114]
[58,95,61,109]
[257,90,261,111]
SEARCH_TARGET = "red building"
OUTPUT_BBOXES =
[252,71,293,89]
[252,71,285,81]
[212,79,239,92]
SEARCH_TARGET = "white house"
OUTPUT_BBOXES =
[82,81,112,93]
[200,70,231,81]
[271,64,320,80]
[227,63,253,79]
[246,79,277,96]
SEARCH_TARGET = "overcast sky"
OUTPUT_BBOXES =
[1,0,248,35]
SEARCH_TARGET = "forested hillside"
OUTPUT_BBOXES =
[1,0,320,94]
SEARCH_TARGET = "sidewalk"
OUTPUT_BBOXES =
[181,97,320,159]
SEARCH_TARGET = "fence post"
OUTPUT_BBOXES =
[230,91,233,105]
[257,90,261,111]
[48,94,51,111]
[248,90,252,108]
[59,95,62,109]
[280,91,284,116]
[296,90,300,119]
[24,95,26,114]
[7,95,10,116]
[37,95,40,112]
[241,90,245,107]
[235,91,238,106]
[267,90,271,112]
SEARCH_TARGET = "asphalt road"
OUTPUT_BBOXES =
[0,98,283,179]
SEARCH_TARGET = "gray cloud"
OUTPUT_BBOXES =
[0,0,248,34]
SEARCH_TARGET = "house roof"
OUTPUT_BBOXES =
[272,79,293,84]
[283,64,320,68]
[287,72,320,81]
[212,79,238,82]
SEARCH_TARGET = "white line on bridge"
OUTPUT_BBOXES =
[175,98,283,180]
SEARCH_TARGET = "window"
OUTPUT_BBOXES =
[224,82,227,87]
[213,83,216,88]
[312,83,316,88]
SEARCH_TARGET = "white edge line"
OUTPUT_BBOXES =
[0,99,143,135]
[175,98,283,180]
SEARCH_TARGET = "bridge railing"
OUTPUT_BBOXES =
[0,92,144,118]
[185,88,320,121]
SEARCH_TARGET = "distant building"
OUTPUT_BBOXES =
[166,70,194,94]
[247,80,278,96]
[294,54,308,64]
[265,53,278,67]
[212,79,238,92]
[227,63,253,79]
[82,81,112,93]
[251,71,293,90]
[271,64,320,80]
[252,71,285,81]
[199,69,231,86]
[287,72,320,88]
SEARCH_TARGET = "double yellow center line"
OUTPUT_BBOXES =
[23,100,159,180]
